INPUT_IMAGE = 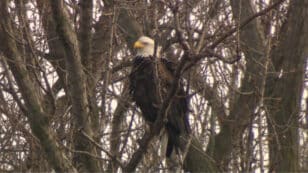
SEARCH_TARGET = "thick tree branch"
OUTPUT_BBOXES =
[211,0,286,49]
[49,0,100,172]
[0,1,76,172]
[264,1,308,171]
[203,0,286,168]
[78,0,93,68]
[36,0,69,96]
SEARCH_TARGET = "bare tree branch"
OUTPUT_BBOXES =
[49,0,100,172]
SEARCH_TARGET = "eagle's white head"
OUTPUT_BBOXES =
[134,36,155,57]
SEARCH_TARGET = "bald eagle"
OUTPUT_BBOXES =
[129,36,190,157]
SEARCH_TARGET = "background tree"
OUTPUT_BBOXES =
[0,0,307,172]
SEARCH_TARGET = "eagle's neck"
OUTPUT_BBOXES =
[136,49,154,57]
[136,45,162,58]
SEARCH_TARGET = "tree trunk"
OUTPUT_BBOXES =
[264,1,308,172]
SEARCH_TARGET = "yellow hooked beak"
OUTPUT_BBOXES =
[133,41,144,49]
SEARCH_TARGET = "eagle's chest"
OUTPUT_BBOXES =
[130,57,174,97]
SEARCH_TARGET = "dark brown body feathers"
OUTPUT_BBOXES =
[129,56,190,157]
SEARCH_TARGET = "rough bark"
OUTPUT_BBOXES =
[0,1,76,172]
[205,0,266,169]
[183,137,218,172]
[49,0,100,172]
[264,1,308,172]
[36,0,69,97]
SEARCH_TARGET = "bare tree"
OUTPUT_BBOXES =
[0,0,307,172]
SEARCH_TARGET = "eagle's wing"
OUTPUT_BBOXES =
[159,58,191,157]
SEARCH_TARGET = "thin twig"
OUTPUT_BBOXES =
[210,0,286,49]
[80,129,125,168]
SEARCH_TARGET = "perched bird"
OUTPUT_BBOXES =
[129,36,190,157]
